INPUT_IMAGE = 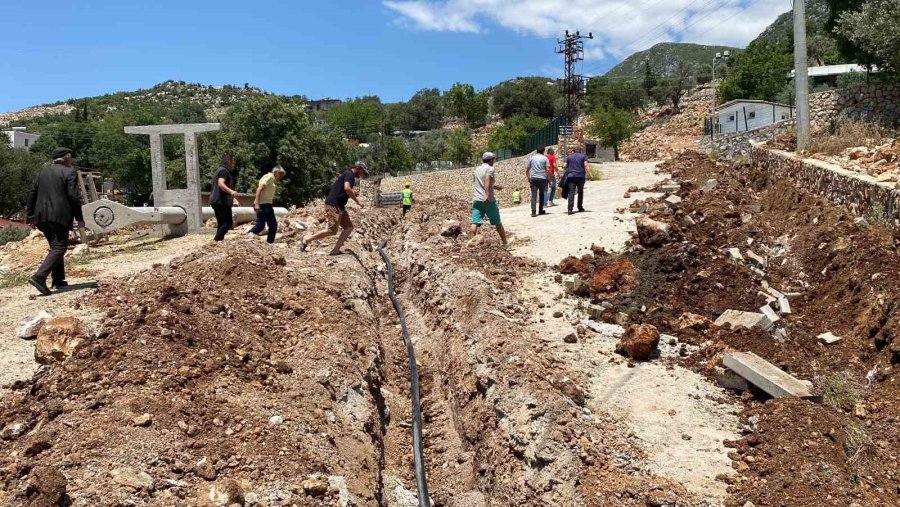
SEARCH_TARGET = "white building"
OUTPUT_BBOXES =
[716,100,792,133]
[3,127,40,150]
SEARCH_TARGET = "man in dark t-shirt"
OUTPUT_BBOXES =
[299,161,369,255]
[209,154,241,241]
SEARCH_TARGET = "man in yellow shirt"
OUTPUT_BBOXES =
[247,165,286,243]
[401,181,413,216]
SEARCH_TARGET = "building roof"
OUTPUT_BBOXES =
[788,64,879,78]
[716,99,790,111]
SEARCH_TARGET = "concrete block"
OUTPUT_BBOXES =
[714,310,773,331]
[717,368,750,391]
[817,332,843,345]
[777,297,792,315]
[745,250,767,269]
[725,248,743,261]
[665,195,683,205]
[759,304,780,326]
[723,351,815,398]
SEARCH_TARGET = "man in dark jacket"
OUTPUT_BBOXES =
[209,154,241,241]
[26,147,84,296]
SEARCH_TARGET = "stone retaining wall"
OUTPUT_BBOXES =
[701,121,793,160]
[751,143,900,225]
[809,83,900,130]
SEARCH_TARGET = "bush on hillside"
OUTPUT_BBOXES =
[0,144,44,217]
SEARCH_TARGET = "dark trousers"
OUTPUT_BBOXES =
[212,204,233,241]
[567,177,586,212]
[248,204,278,243]
[530,178,546,214]
[402,205,411,216]
[34,223,70,284]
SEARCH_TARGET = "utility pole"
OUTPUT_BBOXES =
[556,30,593,154]
[710,51,730,139]
[793,0,810,151]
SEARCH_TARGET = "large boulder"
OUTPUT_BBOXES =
[440,220,462,237]
[34,316,86,364]
[635,216,670,247]
[17,310,55,340]
[615,324,660,360]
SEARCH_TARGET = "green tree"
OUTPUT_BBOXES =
[491,77,558,119]
[408,132,447,167]
[0,143,45,217]
[29,117,96,167]
[443,128,474,166]
[364,137,413,175]
[718,39,793,102]
[586,105,637,161]
[324,96,384,141]
[487,115,547,151]
[214,95,351,205]
[444,83,489,126]
[586,77,647,112]
[669,60,696,111]
[837,0,900,73]
[405,88,445,131]
[642,60,658,93]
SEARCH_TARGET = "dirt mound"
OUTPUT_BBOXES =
[620,101,706,162]
[559,149,900,505]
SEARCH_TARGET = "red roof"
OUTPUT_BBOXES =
[0,218,30,229]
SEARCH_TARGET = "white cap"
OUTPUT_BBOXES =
[482,152,496,161]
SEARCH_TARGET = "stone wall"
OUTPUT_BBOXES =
[701,121,793,160]
[809,83,900,130]
[751,143,900,225]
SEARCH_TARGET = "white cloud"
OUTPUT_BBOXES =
[384,0,789,63]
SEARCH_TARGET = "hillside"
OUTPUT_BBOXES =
[752,0,846,65]
[604,42,740,79]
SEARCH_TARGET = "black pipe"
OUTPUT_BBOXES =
[377,244,430,507]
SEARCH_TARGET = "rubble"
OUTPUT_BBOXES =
[714,310,774,331]
[33,316,86,364]
[635,216,671,247]
[615,324,660,360]
[722,352,815,398]
[16,310,54,340]
[817,332,843,345]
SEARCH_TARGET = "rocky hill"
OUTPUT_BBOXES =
[604,42,740,79]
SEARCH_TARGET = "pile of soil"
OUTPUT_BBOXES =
[562,150,900,506]
[620,99,707,162]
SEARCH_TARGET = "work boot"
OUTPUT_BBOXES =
[51,280,69,290]
[28,276,52,296]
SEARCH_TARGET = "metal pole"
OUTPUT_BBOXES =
[793,0,810,151]
[711,56,716,140]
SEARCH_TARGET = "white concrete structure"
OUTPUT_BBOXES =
[3,127,40,150]
[716,100,792,133]
[789,64,879,78]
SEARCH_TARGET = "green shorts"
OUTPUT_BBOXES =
[472,200,501,226]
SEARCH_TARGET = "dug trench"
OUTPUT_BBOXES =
[1,186,728,506]
[559,151,900,506]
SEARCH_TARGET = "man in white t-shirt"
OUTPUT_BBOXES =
[470,152,508,246]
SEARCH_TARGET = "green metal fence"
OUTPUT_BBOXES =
[495,114,567,161]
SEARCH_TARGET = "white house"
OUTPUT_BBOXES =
[716,100,792,133]
[3,127,40,150]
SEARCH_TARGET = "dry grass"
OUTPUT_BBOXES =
[819,373,861,412]
[844,424,876,484]
[808,120,892,156]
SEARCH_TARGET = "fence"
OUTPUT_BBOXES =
[496,115,567,161]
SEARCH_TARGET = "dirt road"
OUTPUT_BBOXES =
[504,161,665,263]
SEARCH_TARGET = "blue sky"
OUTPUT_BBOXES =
[0,0,787,113]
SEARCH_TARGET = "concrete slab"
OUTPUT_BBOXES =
[759,304,781,326]
[714,310,773,331]
[722,352,815,398]
[725,248,743,261]
[717,368,750,391]
[745,250,767,269]
[817,332,843,345]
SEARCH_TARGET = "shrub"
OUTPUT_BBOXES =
[0,227,30,246]
[807,120,893,155]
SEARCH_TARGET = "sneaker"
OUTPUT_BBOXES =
[531,212,537,217]
[51,280,69,290]
[298,239,308,252]
[538,210,547,215]
[28,277,52,296]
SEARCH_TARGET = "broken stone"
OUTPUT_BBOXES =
[664,195,682,205]
[17,310,55,340]
[302,475,330,497]
[34,316,86,364]
[718,368,750,391]
[854,217,869,227]
[722,351,815,398]
[26,466,68,506]
[439,220,462,237]
[635,216,670,248]
[745,250,767,269]
[725,248,743,261]
[777,297,792,315]
[194,457,218,481]
[132,413,152,427]
[465,234,485,248]
[676,312,711,331]
[552,376,586,406]
[702,179,718,192]
[714,310,773,331]
[197,478,244,507]
[759,304,780,326]
[110,468,154,491]
[817,332,843,345]
[615,324,660,361]
[562,331,578,344]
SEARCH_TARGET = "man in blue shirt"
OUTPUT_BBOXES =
[563,146,588,215]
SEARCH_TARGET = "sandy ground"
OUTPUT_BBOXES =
[509,161,741,503]
[0,233,210,394]
[503,161,666,264]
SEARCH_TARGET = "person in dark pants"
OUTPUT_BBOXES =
[25,147,84,296]
[564,145,589,215]
[525,146,549,217]
[209,154,240,241]
[248,165,286,243]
